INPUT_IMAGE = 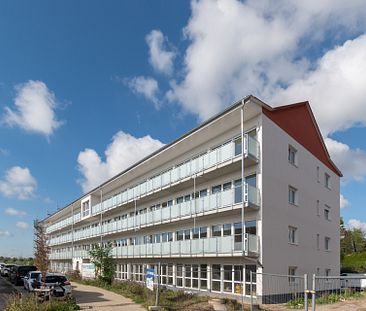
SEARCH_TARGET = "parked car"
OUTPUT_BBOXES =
[23,270,42,291]
[33,273,72,297]
[10,265,37,285]
[1,264,15,277]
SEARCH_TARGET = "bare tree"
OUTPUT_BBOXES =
[34,219,50,282]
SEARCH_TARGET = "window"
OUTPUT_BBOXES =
[288,186,297,205]
[82,200,90,218]
[212,225,222,237]
[288,226,298,244]
[325,269,331,277]
[325,173,331,189]
[176,196,184,204]
[288,266,297,283]
[176,264,183,287]
[212,185,222,194]
[223,265,233,293]
[325,237,331,251]
[288,145,297,165]
[316,200,320,216]
[223,182,232,191]
[211,264,221,292]
[324,205,331,220]
[176,230,184,241]
[317,166,320,182]
[223,224,232,236]
[234,137,242,156]
[317,234,320,250]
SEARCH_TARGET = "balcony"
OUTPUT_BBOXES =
[49,234,259,260]
[48,185,260,246]
[112,234,259,259]
[46,134,259,235]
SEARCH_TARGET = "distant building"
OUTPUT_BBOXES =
[42,95,341,302]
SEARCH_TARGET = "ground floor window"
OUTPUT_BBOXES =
[132,264,144,282]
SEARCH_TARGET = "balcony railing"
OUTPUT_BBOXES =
[49,234,259,260]
[48,185,260,246]
[46,135,259,234]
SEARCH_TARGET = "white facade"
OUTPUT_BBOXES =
[41,96,341,302]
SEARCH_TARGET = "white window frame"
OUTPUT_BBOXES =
[324,205,331,221]
[288,186,298,205]
[288,266,297,283]
[325,173,331,189]
[325,237,331,251]
[288,145,297,166]
[288,226,298,245]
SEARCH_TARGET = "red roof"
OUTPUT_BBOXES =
[262,102,342,177]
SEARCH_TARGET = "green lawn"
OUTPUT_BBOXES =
[342,251,366,273]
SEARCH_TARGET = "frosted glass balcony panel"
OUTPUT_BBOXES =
[171,167,179,182]
[146,213,153,224]
[146,244,153,256]
[152,210,162,223]
[122,190,127,202]
[127,218,134,229]
[221,142,233,162]
[146,180,153,193]
[171,241,180,255]
[162,170,171,186]
[209,150,218,167]
[220,236,234,253]
[127,189,134,200]
[247,234,258,253]
[247,135,258,159]
[121,219,128,229]
[191,239,202,254]
[161,242,170,255]
[140,214,147,226]
[171,205,180,218]
[140,182,146,195]
[180,202,191,216]
[204,237,217,254]
[153,243,161,255]
[133,185,140,197]
[221,190,232,207]
[162,207,170,221]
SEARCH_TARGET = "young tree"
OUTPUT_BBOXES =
[88,243,115,284]
[34,219,50,282]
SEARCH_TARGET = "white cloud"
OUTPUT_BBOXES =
[0,230,11,237]
[5,208,26,217]
[325,138,366,182]
[0,166,37,200]
[348,219,366,232]
[77,131,164,193]
[126,76,160,108]
[16,221,29,230]
[340,194,350,209]
[165,0,366,121]
[146,30,176,75]
[2,80,63,137]
[271,35,366,136]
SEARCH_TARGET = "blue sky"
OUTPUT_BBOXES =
[0,0,366,257]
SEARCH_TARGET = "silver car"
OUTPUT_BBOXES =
[23,271,42,291]
[33,273,72,297]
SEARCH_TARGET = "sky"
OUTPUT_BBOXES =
[0,0,365,257]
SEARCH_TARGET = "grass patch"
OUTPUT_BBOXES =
[286,290,366,309]
[342,252,366,273]
[69,276,213,311]
[4,295,79,311]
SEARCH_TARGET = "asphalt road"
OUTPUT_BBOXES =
[0,276,24,310]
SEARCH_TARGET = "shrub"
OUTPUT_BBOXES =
[4,295,79,311]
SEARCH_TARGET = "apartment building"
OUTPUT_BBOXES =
[42,95,341,302]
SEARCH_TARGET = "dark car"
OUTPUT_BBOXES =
[10,265,37,285]
[1,264,15,277]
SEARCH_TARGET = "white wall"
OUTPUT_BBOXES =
[261,114,340,277]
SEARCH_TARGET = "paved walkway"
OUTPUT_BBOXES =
[72,282,145,311]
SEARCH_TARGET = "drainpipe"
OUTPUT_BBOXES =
[241,99,247,257]
[100,187,103,246]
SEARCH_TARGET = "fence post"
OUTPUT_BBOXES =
[304,274,308,311]
[312,274,316,311]
[250,271,253,311]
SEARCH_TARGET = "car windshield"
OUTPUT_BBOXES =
[45,275,67,283]
[30,272,41,279]
[18,266,37,274]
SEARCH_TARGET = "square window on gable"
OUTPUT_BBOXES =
[288,145,297,166]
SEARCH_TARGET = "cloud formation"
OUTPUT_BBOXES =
[348,219,366,232]
[3,80,63,137]
[146,30,176,75]
[5,208,26,217]
[77,131,164,193]
[126,76,160,108]
[16,221,29,230]
[0,166,37,200]
[340,194,350,209]
[0,230,11,237]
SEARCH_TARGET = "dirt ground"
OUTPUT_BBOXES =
[261,297,366,311]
